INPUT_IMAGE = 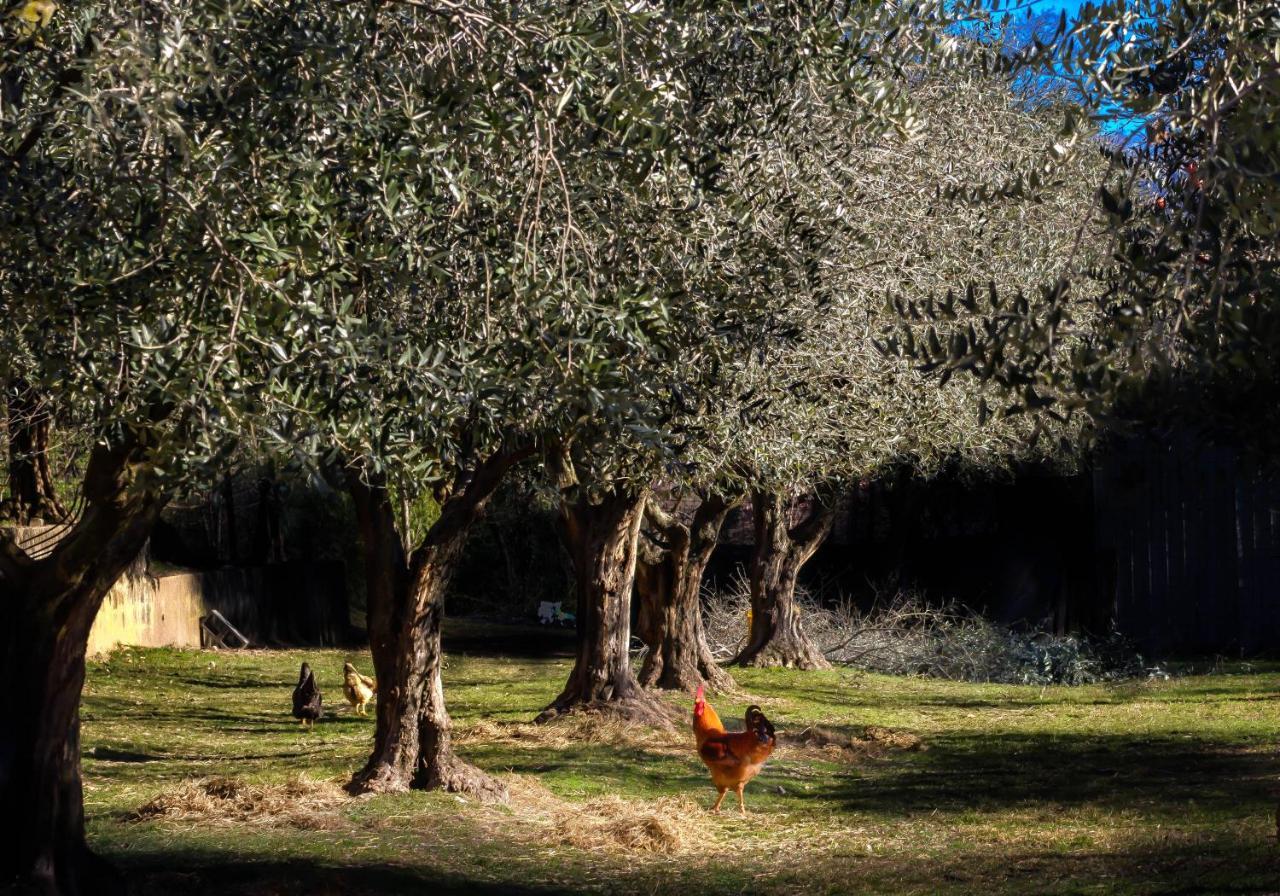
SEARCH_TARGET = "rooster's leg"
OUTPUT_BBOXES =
[711,788,727,813]
[736,783,747,815]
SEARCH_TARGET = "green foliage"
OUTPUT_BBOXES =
[904,1,1280,450]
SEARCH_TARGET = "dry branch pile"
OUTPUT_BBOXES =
[705,576,1150,685]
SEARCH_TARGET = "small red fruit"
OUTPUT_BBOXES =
[1155,196,1167,210]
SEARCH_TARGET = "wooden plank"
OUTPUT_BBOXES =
[1266,473,1280,647]
[1221,448,1242,654]
[1148,442,1170,647]
[1111,457,1136,641]
[1135,447,1156,650]
[1184,441,1208,653]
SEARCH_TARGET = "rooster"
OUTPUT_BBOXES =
[291,662,322,729]
[343,661,376,715]
[692,684,776,814]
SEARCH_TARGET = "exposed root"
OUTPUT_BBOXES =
[639,658,737,694]
[346,762,412,796]
[421,755,509,804]
[534,691,680,728]
[130,774,349,829]
[736,638,831,670]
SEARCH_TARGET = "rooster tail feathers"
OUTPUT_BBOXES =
[745,705,775,743]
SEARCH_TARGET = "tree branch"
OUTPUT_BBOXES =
[5,31,97,166]
[411,440,534,565]
[0,527,34,584]
[790,492,838,561]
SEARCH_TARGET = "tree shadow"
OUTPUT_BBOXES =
[808,730,1280,817]
[442,619,576,659]
[120,853,566,896]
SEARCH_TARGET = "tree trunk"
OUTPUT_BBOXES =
[636,493,737,693]
[0,440,164,895]
[346,446,527,800]
[537,484,669,724]
[734,489,835,669]
[3,381,66,525]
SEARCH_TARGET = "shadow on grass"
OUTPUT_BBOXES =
[443,620,576,659]
[812,730,1280,817]
[120,853,565,896]
[782,835,1280,896]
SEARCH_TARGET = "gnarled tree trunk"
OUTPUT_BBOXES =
[0,439,164,896]
[636,492,738,693]
[734,489,836,669]
[346,446,527,800]
[537,477,668,724]
[3,381,67,525]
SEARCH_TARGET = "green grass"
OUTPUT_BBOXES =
[81,622,1280,895]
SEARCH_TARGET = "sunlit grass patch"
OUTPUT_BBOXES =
[81,625,1280,895]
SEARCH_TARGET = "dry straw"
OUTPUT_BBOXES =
[501,775,717,855]
[130,774,349,830]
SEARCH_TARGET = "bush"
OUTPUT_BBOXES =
[703,575,1155,685]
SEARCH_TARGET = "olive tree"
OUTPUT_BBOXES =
[0,1,460,890]
[524,1,1003,716]
[670,63,1111,670]
[909,1,1280,447]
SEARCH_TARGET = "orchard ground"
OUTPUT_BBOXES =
[83,621,1280,895]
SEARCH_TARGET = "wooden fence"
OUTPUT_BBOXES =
[1092,441,1280,655]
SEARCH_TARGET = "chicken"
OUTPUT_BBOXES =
[692,684,776,814]
[291,662,322,728]
[342,661,376,715]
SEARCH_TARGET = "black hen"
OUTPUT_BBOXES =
[292,662,322,728]
[745,705,775,744]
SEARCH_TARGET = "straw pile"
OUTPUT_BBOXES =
[501,776,717,855]
[130,774,349,830]
[457,714,688,756]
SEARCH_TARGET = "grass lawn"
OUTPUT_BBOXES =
[81,621,1280,895]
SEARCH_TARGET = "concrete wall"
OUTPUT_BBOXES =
[83,563,349,656]
[86,573,205,656]
[8,523,349,656]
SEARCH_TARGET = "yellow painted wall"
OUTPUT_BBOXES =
[7,525,210,657]
[86,573,208,657]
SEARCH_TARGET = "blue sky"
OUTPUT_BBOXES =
[1016,0,1091,18]
[989,0,1146,140]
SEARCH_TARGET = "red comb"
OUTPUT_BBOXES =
[694,684,704,702]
